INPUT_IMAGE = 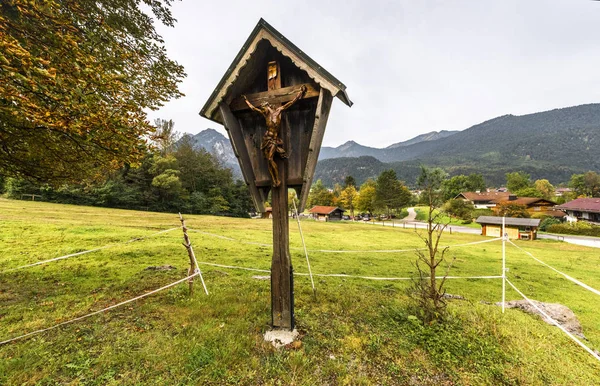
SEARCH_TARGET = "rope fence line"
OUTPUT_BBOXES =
[292,200,316,295]
[0,272,200,346]
[507,240,600,297]
[506,278,600,363]
[187,228,502,253]
[198,261,502,281]
[0,227,181,274]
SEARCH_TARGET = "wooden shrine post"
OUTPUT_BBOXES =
[265,60,294,329]
[200,19,352,331]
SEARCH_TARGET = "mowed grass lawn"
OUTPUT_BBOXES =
[1,198,599,385]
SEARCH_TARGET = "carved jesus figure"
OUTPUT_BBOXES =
[243,85,307,187]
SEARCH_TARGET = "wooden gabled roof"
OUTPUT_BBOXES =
[498,197,557,206]
[199,18,352,124]
[308,206,344,215]
[557,198,600,213]
[476,216,541,227]
[456,191,511,202]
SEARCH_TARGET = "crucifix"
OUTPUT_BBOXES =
[242,63,306,188]
[201,18,352,333]
[235,60,313,329]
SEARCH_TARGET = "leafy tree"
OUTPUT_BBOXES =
[343,175,357,188]
[442,173,486,201]
[533,179,555,200]
[149,155,178,176]
[287,190,298,214]
[375,170,411,216]
[356,179,377,216]
[153,119,180,155]
[410,166,452,323]
[332,183,344,206]
[3,143,253,217]
[569,173,587,197]
[514,187,543,198]
[569,171,600,197]
[339,185,359,218]
[206,187,230,214]
[584,171,600,197]
[466,173,486,192]
[0,0,185,183]
[495,202,530,218]
[506,171,531,193]
[539,217,561,231]
[152,169,182,198]
[443,199,474,221]
[307,179,334,207]
[174,135,232,194]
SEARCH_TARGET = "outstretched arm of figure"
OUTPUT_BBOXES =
[242,95,264,114]
[278,85,307,112]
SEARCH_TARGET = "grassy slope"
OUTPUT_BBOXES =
[1,198,599,385]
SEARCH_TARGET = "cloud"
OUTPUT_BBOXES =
[148,0,600,148]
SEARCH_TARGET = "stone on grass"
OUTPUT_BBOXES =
[499,300,585,338]
[145,265,176,271]
[252,275,270,280]
[264,329,299,349]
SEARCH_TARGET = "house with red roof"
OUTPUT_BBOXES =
[308,206,344,221]
[556,198,600,224]
[493,196,564,218]
[455,191,511,209]
[457,191,565,218]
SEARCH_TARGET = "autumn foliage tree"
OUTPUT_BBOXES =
[0,0,185,183]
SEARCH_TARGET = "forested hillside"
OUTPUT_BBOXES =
[316,104,600,186]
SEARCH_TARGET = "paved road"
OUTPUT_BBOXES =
[403,207,417,222]
[367,219,482,235]
[538,233,600,248]
[362,207,600,248]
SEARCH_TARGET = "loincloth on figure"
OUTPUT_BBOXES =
[261,133,286,155]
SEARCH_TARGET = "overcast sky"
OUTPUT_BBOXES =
[148,0,600,148]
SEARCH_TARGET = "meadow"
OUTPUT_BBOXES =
[1,198,599,385]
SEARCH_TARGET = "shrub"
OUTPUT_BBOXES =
[547,222,600,237]
[415,208,427,221]
[539,217,560,231]
[472,208,493,218]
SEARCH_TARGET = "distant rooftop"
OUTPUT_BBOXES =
[476,216,541,227]
[557,198,600,213]
[308,206,344,214]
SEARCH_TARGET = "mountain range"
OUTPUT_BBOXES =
[318,130,458,160]
[186,103,600,187]
[182,128,242,177]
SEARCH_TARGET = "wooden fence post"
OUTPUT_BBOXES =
[179,213,209,296]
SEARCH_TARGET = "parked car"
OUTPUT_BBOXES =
[363,216,371,222]
[342,215,350,220]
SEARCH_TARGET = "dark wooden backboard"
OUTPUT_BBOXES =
[200,19,350,213]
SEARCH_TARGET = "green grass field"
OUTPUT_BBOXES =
[1,198,600,385]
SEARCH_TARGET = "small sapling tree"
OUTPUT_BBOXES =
[410,166,455,323]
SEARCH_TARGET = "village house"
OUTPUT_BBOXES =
[457,191,565,218]
[476,216,541,240]
[556,198,600,224]
[455,191,511,209]
[308,206,344,221]
[555,187,572,197]
[491,196,564,218]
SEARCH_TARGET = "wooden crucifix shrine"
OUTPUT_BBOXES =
[200,19,352,330]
